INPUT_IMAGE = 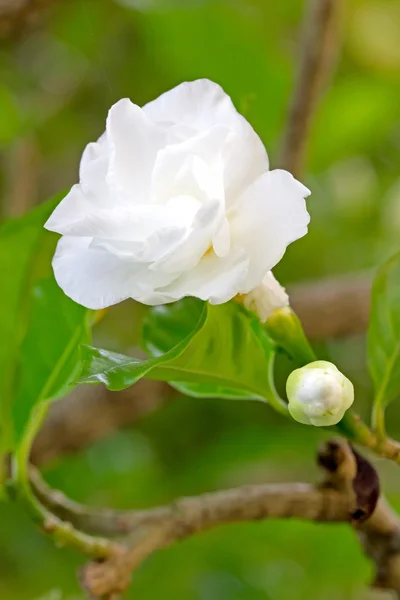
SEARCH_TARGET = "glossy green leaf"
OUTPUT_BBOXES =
[80,299,286,412]
[0,197,91,449]
[79,299,207,390]
[368,250,400,411]
[143,299,278,402]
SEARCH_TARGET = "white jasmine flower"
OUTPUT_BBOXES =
[45,79,310,310]
[286,361,354,426]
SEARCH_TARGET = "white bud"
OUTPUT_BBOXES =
[239,271,289,323]
[286,361,354,426]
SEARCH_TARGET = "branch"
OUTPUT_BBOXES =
[278,0,369,337]
[30,467,352,537]
[279,0,343,177]
[80,482,353,599]
[6,137,40,218]
[30,440,400,599]
[359,498,400,594]
[33,472,355,599]
[289,272,372,340]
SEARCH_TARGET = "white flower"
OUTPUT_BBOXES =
[238,271,289,322]
[286,361,354,426]
[45,79,310,310]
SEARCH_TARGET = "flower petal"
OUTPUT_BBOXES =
[144,79,269,196]
[212,217,231,258]
[79,134,110,206]
[89,226,186,263]
[106,99,166,204]
[52,236,178,310]
[178,249,249,304]
[45,188,192,241]
[141,248,249,305]
[52,237,136,309]
[150,199,224,274]
[44,185,97,236]
[239,271,289,322]
[220,114,270,201]
[144,80,238,129]
[231,169,310,292]
[151,126,229,204]
[45,135,112,235]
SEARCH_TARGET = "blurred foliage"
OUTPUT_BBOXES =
[1,0,400,598]
[0,196,92,450]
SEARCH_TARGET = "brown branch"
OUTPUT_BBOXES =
[7,137,40,218]
[289,271,372,340]
[279,0,343,177]
[30,467,352,538]
[0,0,58,40]
[30,440,400,599]
[277,0,369,339]
[80,481,353,599]
[359,499,400,595]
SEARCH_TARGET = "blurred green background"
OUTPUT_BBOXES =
[1,0,400,598]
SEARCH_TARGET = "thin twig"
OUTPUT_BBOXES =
[279,0,343,177]
[30,440,400,598]
[7,137,40,218]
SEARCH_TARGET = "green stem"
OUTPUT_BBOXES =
[14,402,114,558]
[265,307,317,366]
[336,411,400,464]
[371,403,387,444]
[335,411,376,447]
[266,353,290,417]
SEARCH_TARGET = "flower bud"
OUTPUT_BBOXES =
[286,361,354,426]
[237,271,289,323]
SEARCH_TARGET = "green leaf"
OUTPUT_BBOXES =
[0,196,92,449]
[368,250,400,414]
[80,299,286,413]
[143,299,277,401]
[79,298,207,389]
